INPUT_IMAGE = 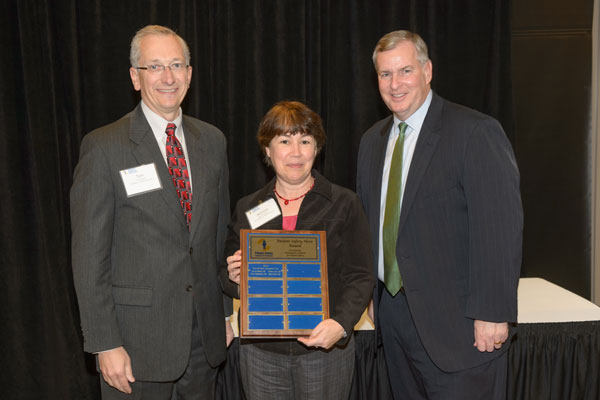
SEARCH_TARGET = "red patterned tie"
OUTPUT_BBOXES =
[165,123,192,227]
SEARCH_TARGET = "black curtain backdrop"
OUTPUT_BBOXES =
[0,1,512,398]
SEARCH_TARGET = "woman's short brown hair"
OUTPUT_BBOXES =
[257,101,326,164]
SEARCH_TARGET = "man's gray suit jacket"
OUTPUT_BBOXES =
[71,104,230,382]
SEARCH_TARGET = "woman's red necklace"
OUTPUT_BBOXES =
[273,181,315,205]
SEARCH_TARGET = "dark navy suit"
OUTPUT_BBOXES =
[357,93,522,398]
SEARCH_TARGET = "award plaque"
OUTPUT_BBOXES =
[239,229,329,338]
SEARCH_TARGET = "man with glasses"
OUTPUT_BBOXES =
[71,25,232,399]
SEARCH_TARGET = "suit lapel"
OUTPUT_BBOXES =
[183,117,206,242]
[398,94,443,234]
[370,117,394,241]
[129,105,188,229]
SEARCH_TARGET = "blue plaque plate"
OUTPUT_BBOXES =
[287,280,321,295]
[249,297,284,312]
[249,315,284,330]
[288,314,323,330]
[287,263,321,278]
[249,263,283,278]
[248,280,283,295]
[288,297,322,312]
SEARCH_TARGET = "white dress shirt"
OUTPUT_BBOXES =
[378,90,433,281]
[141,100,193,191]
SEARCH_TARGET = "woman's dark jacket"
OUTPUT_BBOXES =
[220,170,374,355]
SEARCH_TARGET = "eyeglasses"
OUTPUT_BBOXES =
[135,62,189,74]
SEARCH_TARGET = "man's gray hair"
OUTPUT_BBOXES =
[372,30,429,70]
[130,25,190,67]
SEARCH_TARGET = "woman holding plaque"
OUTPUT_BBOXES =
[221,101,374,400]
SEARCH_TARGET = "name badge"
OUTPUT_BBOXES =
[245,198,281,229]
[120,163,162,197]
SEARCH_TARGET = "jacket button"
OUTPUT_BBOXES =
[186,285,193,292]
[189,247,193,254]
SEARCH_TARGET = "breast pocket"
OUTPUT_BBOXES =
[416,184,461,209]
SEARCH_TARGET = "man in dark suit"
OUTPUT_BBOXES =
[71,25,232,399]
[357,30,522,399]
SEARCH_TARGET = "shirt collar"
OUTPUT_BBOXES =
[140,100,184,137]
[392,89,433,134]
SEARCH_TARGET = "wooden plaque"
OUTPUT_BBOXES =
[239,229,329,338]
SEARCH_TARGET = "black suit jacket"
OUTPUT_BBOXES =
[356,93,522,372]
[71,104,230,381]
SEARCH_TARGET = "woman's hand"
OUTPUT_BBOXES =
[225,319,235,347]
[297,319,345,350]
[367,299,374,324]
[227,249,242,284]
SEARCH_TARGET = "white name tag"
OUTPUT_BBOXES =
[245,198,281,229]
[119,163,162,197]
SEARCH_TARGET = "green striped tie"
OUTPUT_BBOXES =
[383,122,408,296]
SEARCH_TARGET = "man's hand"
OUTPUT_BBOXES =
[225,319,235,347]
[473,320,509,352]
[98,346,135,394]
[297,319,345,350]
[227,250,242,284]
